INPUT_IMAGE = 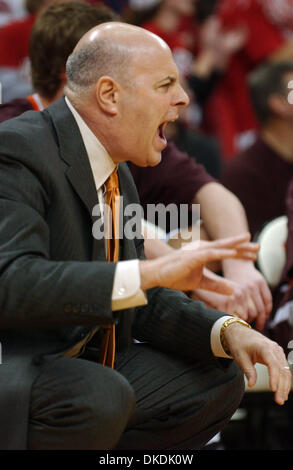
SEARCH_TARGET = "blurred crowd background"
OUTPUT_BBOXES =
[1,0,293,171]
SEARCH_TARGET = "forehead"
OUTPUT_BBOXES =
[130,43,180,84]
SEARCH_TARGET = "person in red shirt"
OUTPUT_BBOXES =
[0,0,26,28]
[0,12,35,68]
[204,0,293,160]
[0,0,53,69]
[0,0,42,101]
[0,0,89,101]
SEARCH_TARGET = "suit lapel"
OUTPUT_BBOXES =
[45,98,106,261]
[118,163,142,260]
[45,98,98,220]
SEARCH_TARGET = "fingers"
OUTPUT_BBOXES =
[225,325,291,406]
[231,242,259,253]
[264,344,292,405]
[199,273,235,295]
[253,344,291,405]
[183,233,252,252]
[182,235,259,266]
[250,291,266,330]
[233,251,258,262]
[242,290,265,329]
[275,366,292,406]
[259,280,273,317]
[236,350,291,405]
[240,354,291,406]
[223,266,273,330]
[241,281,273,330]
[270,364,291,406]
[199,240,259,264]
[239,353,258,388]
[207,233,251,248]
[227,298,247,320]
[191,246,256,267]
[188,248,238,265]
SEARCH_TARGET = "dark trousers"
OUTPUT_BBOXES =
[28,343,244,450]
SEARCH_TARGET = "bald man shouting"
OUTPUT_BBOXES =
[0,22,290,450]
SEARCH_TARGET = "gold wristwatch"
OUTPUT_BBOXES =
[220,317,251,355]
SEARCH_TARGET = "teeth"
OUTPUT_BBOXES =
[159,123,166,139]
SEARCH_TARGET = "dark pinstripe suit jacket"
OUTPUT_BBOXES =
[0,97,226,449]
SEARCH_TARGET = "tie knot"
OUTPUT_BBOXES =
[105,169,119,192]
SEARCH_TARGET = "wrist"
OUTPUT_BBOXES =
[139,259,157,291]
[222,258,254,275]
[221,317,251,355]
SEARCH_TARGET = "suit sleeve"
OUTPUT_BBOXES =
[0,147,118,329]
[131,233,226,363]
[132,287,227,363]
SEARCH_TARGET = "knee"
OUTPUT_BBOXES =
[215,361,245,418]
[29,358,135,450]
[86,365,136,449]
[228,361,245,407]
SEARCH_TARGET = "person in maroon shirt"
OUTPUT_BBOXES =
[221,61,293,239]
[267,179,293,353]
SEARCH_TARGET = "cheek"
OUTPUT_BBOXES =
[130,117,155,146]
[126,126,143,147]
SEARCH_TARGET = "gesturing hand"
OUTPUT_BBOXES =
[139,233,259,292]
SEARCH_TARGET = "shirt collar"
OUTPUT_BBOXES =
[65,96,116,190]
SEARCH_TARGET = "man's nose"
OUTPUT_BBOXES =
[173,84,190,108]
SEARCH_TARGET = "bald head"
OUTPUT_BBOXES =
[74,21,168,52]
[65,21,171,98]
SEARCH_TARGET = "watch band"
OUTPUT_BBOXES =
[220,317,251,355]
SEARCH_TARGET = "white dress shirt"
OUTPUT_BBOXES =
[63,97,231,359]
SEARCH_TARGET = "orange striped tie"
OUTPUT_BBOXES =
[98,168,120,368]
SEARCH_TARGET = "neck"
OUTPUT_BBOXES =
[73,100,120,161]
[261,120,293,163]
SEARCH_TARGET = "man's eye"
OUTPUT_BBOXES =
[161,83,171,89]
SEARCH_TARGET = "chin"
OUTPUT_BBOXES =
[148,153,162,167]
[133,154,161,167]
[148,159,161,167]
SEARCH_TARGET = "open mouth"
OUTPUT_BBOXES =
[157,122,168,145]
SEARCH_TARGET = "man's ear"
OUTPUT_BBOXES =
[95,76,119,115]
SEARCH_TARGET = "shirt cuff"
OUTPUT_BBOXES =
[112,259,147,311]
[210,315,233,359]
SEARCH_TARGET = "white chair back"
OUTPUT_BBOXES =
[257,216,288,288]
